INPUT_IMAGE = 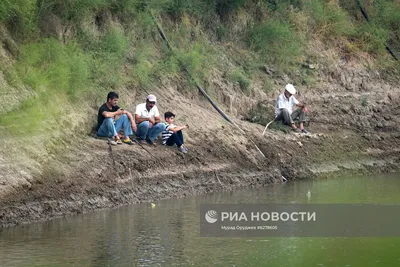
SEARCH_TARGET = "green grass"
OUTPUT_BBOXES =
[0,25,130,135]
[230,68,251,92]
[78,25,129,88]
[355,23,389,55]
[0,0,37,38]
[37,0,110,23]
[128,42,157,88]
[361,95,368,107]
[216,25,229,41]
[176,41,217,85]
[305,0,355,37]
[246,19,303,71]
[16,38,90,97]
[0,38,93,135]
[153,45,180,79]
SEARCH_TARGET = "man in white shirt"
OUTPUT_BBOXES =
[135,94,165,145]
[275,84,309,133]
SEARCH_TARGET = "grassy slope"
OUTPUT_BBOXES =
[0,0,399,188]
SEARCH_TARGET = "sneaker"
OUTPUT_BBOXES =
[122,138,135,145]
[301,129,310,134]
[108,138,117,146]
[137,139,147,145]
[115,139,123,145]
[178,146,187,154]
[182,145,188,152]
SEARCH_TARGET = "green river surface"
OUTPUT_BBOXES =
[1,173,400,267]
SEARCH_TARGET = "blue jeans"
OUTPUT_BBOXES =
[166,130,184,147]
[136,121,164,141]
[97,114,133,138]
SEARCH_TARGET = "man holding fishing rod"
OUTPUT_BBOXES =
[274,84,309,134]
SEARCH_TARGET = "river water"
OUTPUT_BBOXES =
[1,173,400,267]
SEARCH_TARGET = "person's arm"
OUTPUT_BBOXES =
[125,111,137,132]
[168,124,189,133]
[293,96,305,108]
[102,109,125,118]
[154,106,161,124]
[135,115,153,124]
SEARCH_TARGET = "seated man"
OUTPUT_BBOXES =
[162,111,189,153]
[135,94,164,145]
[97,92,136,145]
[275,84,309,133]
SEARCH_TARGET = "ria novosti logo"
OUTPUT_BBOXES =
[205,210,316,223]
[205,210,218,223]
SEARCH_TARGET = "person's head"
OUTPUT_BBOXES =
[284,84,296,98]
[107,92,119,106]
[145,94,157,110]
[164,111,175,124]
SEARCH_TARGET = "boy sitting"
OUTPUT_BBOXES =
[162,112,189,153]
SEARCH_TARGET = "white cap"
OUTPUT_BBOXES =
[285,84,296,95]
[146,94,157,102]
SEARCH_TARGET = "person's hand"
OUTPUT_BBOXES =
[131,123,137,132]
[303,107,308,113]
[149,122,153,128]
[148,117,155,124]
[185,124,189,129]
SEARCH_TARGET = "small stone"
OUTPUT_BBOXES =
[297,141,303,148]
[372,106,382,113]
[263,65,274,75]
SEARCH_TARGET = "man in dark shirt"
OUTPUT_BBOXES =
[97,92,136,145]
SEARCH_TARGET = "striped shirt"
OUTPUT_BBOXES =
[162,123,175,145]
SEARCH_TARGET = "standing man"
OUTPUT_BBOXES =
[97,92,136,145]
[135,94,164,145]
[275,84,309,133]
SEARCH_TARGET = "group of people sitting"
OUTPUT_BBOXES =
[96,84,308,153]
[97,92,189,153]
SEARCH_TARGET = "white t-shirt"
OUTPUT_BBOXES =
[275,93,299,116]
[135,103,160,120]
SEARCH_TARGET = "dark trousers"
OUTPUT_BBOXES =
[166,130,184,147]
[276,108,306,125]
